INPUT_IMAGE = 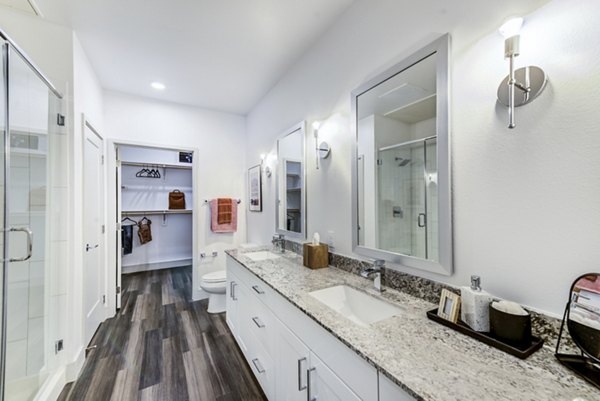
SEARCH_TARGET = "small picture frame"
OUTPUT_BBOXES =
[248,164,262,212]
[438,289,461,323]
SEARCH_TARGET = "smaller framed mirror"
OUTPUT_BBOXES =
[555,273,600,389]
[276,121,306,239]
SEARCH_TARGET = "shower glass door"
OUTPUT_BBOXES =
[2,43,62,401]
[376,138,438,261]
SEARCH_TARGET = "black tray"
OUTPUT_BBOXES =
[426,308,544,359]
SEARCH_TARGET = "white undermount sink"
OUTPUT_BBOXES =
[309,285,402,327]
[245,250,282,262]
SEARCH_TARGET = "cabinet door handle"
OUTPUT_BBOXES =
[252,358,265,374]
[297,357,307,391]
[229,281,234,299]
[232,282,237,301]
[418,213,427,228]
[306,367,316,401]
[252,316,265,328]
[252,285,265,294]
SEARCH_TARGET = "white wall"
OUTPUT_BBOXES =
[104,91,247,299]
[71,32,106,381]
[246,0,600,316]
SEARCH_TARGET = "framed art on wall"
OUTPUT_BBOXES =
[248,164,262,212]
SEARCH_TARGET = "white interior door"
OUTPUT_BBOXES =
[83,121,106,344]
[115,158,122,309]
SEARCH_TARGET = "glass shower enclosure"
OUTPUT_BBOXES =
[0,33,65,401]
[376,137,438,261]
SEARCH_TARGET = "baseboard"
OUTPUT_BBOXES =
[66,346,85,382]
[122,258,192,274]
[32,366,66,401]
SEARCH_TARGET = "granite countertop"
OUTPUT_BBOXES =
[225,247,598,401]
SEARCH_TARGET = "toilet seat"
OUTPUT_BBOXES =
[200,270,227,314]
[201,270,226,283]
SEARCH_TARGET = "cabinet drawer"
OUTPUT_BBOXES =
[240,285,277,357]
[228,258,277,306]
[242,324,276,400]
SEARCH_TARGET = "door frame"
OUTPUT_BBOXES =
[106,139,199,314]
[81,115,109,335]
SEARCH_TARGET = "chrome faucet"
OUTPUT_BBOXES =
[360,259,385,292]
[272,234,285,253]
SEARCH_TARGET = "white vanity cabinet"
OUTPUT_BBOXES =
[226,256,378,401]
[308,351,362,401]
[379,372,417,401]
[276,321,310,401]
[225,269,240,339]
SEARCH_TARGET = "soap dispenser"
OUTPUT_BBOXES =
[460,276,492,332]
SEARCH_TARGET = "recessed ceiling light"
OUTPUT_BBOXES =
[151,82,166,90]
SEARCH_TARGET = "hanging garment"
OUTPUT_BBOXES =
[122,225,133,255]
[169,190,186,209]
[121,217,137,255]
[137,217,153,244]
[210,198,238,233]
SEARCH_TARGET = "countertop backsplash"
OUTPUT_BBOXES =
[283,239,576,352]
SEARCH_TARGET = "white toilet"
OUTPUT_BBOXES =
[200,270,227,314]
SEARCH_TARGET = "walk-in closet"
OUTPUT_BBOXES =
[116,145,195,306]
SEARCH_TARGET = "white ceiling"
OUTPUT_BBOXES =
[35,0,355,114]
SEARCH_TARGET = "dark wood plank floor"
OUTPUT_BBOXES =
[58,267,266,401]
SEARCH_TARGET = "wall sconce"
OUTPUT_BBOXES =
[312,121,331,170]
[260,153,272,178]
[496,17,547,129]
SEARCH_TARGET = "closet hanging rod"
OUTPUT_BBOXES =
[121,210,193,216]
[120,161,192,170]
[121,185,193,191]
[203,199,242,204]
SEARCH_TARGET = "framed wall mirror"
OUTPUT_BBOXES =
[351,35,452,275]
[276,121,306,239]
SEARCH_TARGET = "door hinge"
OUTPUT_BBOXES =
[102,295,106,304]
[57,114,65,126]
[55,339,64,354]
[101,225,105,234]
[116,286,121,295]
[377,159,383,166]
[101,155,104,165]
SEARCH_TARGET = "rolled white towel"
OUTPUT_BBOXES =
[491,300,528,316]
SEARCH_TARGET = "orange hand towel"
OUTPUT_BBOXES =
[210,198,238,233]
[217,198,232,224]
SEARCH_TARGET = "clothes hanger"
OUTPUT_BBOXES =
[121,217,138,225]
[139,217,152,225]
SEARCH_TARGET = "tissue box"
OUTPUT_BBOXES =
[303,243,329,269]
[489,304,532,345]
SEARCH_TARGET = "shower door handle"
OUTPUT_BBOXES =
[8,227,33,262]
[417,213,427,228]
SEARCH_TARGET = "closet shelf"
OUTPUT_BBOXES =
[121,209,193,216]
[121,161,192,170]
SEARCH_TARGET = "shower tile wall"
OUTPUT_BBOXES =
[376,117,439,261]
